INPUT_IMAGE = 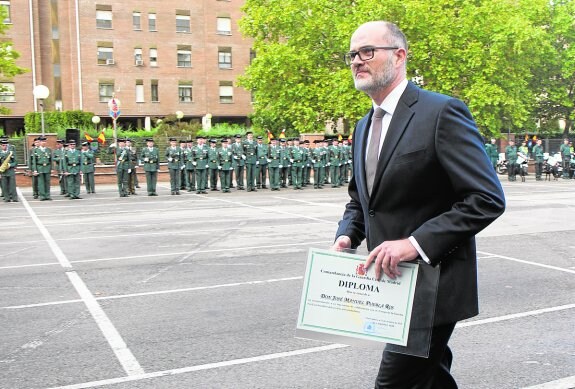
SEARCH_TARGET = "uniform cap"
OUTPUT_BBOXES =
[0,139,8,144]
[209,139,217,143]
[235,134,242,138]
[81,141,89,146]
[145,138,154,142]
[57,139,65,144]
[169,137,177,142]
[125,138,132,142]
[246,131,253,135]
[68,139,77,144]
[257,136,263,140]
[37,136,47,141]
[280,138,286,143]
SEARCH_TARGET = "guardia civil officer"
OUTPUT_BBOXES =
[207,139,220,191]
[80,141,96,194]
[218,138,234,192]
[231,134,245,190]
[140,138,160,196]
[267,138,282,191]
[533,139,544,181]
[193,136,209,194]
[0,139,17,202]
[165,137,182,195]
[255,136,269,189]
[243,132,258,191]
[52,139,67,195]
[31,136,52,201]
[505,139,518,181]
[115,138,132,197]
[64,140,82,199]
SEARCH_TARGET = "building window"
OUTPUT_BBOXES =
[135,80,144,103]
[96,7,112,29]
[148,13,156,31]
[0,82,15,102]
[151,80,159,102]
[134,48,143,65]
[177,45,191,67]
[218,47,232,69]
[99,82,114,102]
[176,12,190,33]
[97,45,114,65]
[149,48,158,67]
[178,83,192,102]
[1,1,11,24]
[216,17,231,35]
[133,12,141,30]
[219,81,233,103]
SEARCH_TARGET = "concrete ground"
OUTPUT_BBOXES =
[0,176,574,389]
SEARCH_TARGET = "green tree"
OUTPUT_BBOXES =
[0,6,28,115]
[535,0,575,136]
[239,0,553,137]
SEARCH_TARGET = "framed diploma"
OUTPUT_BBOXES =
[296,248,419,347]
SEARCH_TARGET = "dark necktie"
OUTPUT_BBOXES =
[366,107,386,196]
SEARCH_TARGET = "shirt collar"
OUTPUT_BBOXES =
[372,79,408,115]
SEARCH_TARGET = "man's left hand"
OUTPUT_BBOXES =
[365,239,418,280]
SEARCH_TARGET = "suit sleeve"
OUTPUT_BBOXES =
[411,98,505,264]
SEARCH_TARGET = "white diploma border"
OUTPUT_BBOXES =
[296,248,419,346]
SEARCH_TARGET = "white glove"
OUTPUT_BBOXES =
[218,166,222,170]
[128,169,132,173]
[241,155,246,160]
[311,159,316,163]
[192,161,197,166]
[205,164,209,168]
[267,159,271,163]
[180,165,185,170]
[279,165,283,168]
[327,163,331,166]
[290,159,294,163]
[144,157,149,162]
[110,143,117,148]
[233,156,238,159]
[168,157,173,162]
[348,160,352,164]
[256,161,259,165]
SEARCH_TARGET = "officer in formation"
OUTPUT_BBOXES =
[207,139,220,191]
[184,139,196,192]
[140,138,160,196]
[560,138,571,179]
[165,137,182,195]
[81,141,96,194]
[52,139,67,195]
[290,138,305,189]
[533,139,544,181]
[126,138,139,195]
[28,137,40,199]
[505,139,518,181]
[484,138,499,170]
[0,138,18,202]
[255,136,268,189]
[31,136,52,201]
[115,138,132,197]
[268,138,282,191]
[179,139,188,191]
[193,135,209,194]
[311,140,327,189]
[231,134,245,190]
[218,138,234,192]
[63,140,82,199]
[243,131,258,192]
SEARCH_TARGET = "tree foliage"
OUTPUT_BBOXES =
[0,7,28,115]
[239,0,568,136]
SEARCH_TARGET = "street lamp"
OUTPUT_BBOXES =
[33,85,50,135]
[176,110,184,123]
[91,115,101,132]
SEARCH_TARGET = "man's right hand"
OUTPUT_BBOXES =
[330,235,351,252]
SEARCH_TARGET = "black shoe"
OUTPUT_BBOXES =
[238,187,245,190]
[136,185,141,188]
[171,192,175,195]
[201,191,208,194]
[176,191,181,195]
[262,185,267,189]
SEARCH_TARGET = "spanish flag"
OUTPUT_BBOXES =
[266,130,274,143]
[348,133,353,143]
[279,129,286,139]
[337,133,343,141]
[85,133,94,142]
[97,131,106,145]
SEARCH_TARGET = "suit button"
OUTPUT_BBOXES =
[368,210,375,217]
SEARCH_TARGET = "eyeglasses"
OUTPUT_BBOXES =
[344,46,399,65]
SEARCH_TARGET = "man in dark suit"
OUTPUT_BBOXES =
[333,21,505,388]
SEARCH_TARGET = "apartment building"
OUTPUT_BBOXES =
[0,0,254,134]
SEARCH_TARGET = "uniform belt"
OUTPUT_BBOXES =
[211,160,216,163]
[249,153,254,155]
[174,159,179,162]
[296,160,302,163]
[69,164,77,167]
[42,163,48,166]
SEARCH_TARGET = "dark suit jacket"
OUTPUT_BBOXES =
[336,82,505,325]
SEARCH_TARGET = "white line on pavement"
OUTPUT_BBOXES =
[0,240,331,271]
[46,344,348,389]
[1,276,304,310]
[17,188,145,377]
[273,196,344,207]
[521,375,575,389]
[477,250,575,274]
[457,303,575,328]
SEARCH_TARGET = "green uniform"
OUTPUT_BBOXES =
[29,146,39,198]
[52,147,67,194]
[127,146,138,194]
[302,145,312,186]
[312,146,326,188]
[81,149,96,194]
[165,146,183,194]
[533,144,544,180]
[560,143,571,178]
[0,147,17,202]
[32,146,53,200]
[207,146,220,190]
[505,145,518,181]
[243,139,257,191]
[484,143,498,170]
[290,145,305,189]
[328,144,341,187]
[267,143,282,190]
[279,144,290,188]
[116,147,132,197]
[218,146,234,192]
[193,144,209,194]
[255,142,269,189]
[231,140,245,190]
[64,148,82,199]
[140,146,160,195]
[184,147,196,191]
[340,143,352,183]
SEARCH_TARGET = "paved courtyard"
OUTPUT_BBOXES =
[0,177,574,388]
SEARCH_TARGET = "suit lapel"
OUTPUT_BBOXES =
[356,111,372,205]
[370,83,419,200]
